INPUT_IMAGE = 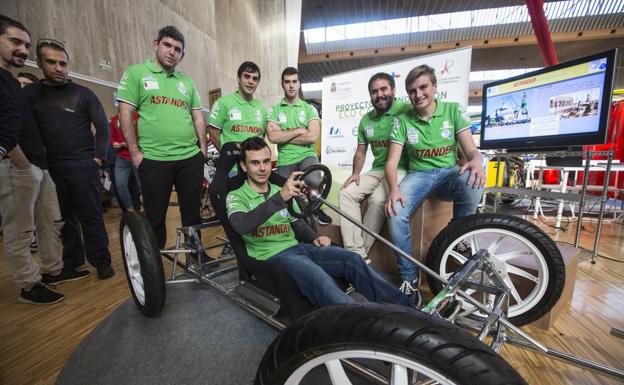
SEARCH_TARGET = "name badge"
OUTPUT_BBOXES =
[144,80,159,90]
[366,125,374,137]
[408,132,419,144]
[230,111,242,120]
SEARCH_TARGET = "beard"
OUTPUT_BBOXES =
[373,96,393,113]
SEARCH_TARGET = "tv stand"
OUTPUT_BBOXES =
[486,149,616,263]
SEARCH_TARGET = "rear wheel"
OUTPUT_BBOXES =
[426,214,565,326]
[119,212,166,317]
[255,304,527,385]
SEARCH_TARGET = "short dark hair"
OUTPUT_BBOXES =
[368,72,395,93]
[237,61,261,80]
[157,25,185,50]
[281,67,298,82]
[36,38,69,60]
[240,137,270,162]
[405,65,437,90]
[0,15,30,37]
[16,72,38,82]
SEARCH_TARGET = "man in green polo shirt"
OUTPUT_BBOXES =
[207,61,268,258]
[226,137,412,307]
[384,64,485,303]
[117,25,206,247]
[266,66,332,225]
[339,72,411,263]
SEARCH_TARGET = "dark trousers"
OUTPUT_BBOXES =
[48,159,111,270]
[138,152,204,248]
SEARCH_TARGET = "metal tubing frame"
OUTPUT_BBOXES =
[140,177,624,381]
[314,192,624,380]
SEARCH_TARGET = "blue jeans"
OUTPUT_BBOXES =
[388,166,483,282]
[271,243,411,307]
[115,157,142,210]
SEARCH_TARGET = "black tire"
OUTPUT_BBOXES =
[255,304,526,385]
[426,214,565,326]
[119,212,166,317]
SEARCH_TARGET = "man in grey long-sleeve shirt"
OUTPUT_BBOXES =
[24,38,114,279]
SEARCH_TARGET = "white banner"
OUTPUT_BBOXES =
[321,47,473,197]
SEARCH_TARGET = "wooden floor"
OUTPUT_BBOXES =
[0,206,623,385]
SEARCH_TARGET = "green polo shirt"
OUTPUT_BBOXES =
[390,100,471,171]
[267,98,319,166]
[357,100,411,171]
[116,59,202,161]
[226,182,298,260]
[208,92,267,146]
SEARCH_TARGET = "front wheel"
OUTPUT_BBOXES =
[255,304,527,385]
[426,214,565,326]
[119,212,166,317]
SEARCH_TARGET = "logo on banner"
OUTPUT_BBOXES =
[390,71,401,79]
[352,126,358,136]
[328,126,343,138]
[330,82,337,93]
[326,146,347,154]
[439,59,454,75]
[338,161,353,168]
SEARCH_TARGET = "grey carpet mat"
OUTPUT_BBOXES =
[55,281,279,385]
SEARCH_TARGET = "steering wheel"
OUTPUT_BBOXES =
[287,164,332,219]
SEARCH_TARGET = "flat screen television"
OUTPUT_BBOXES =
[480,49,617,151]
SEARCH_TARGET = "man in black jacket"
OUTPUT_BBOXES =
[0,15,89,305]
[0,16,20,160]
[24,37,114,279]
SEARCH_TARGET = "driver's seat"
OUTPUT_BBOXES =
[220,171,316,320]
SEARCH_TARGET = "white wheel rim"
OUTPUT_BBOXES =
[285,349,459,385]
[123,226,145,305]
[439,228,548,319]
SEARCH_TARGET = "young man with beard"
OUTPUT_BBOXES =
[339,72,411,264]
[385,65,485,304]
[117,25,206,248]
[24,37,113,279]
[227,137,411,308]
[266,67,332,225]
[0,16,87,305]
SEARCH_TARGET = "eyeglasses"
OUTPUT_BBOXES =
[36,38,69,57]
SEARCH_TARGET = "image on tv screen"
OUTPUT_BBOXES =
[483,57,608,142]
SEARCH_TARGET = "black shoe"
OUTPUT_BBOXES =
[220,244,236,259]
[399,279,422,308]
[96,263,115,279]
[316,210,332,226]
[42,268,90,284]
[18,283,64,305]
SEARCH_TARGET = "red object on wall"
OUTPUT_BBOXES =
[576,101,624,198]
